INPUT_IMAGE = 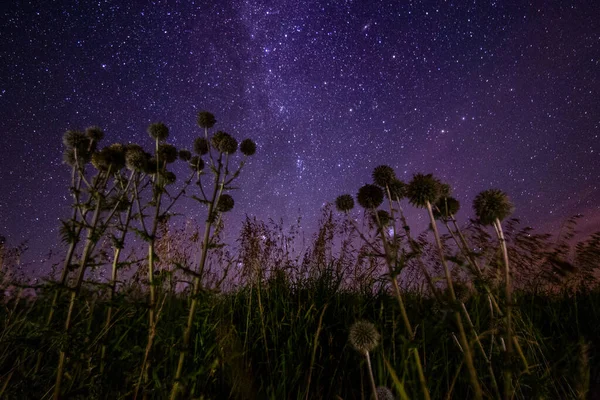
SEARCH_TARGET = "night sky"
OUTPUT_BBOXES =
[1,1,599,272]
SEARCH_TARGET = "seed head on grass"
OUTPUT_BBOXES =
[357,184,384,209]
[335,194,354,212]
[148,122,169,141]
[217,194,235,212]
[194,137,210,155]
[373,387,395,400]
[349,320,380,354]
[386,179,407,200]
[197,111,216,129]
[434,196,460,219]
[407,173,442,208]
[372,165,396,187]
[240,138,257,156]
[473,189,514,225]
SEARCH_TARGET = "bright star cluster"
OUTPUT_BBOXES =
[0,1,598,270]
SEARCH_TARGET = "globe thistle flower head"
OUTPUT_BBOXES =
[106,143,126,170]
[372,387,395,400]
[386,179,407,200]
[407,173,442,208]
[335,194,354,212]
[63,130,88,150]
[349,320,380,354]
[210,131,228,151]
[220,135,238,154]
[373,210,392,227]
[91,151,108,171]
[197,111,216,129]
[157,143,178,164]
[439,182,452,197]
[143,157,165,175]
[193,137,210,155]
[473,189,514,225]
[434,196,460,219]
[63,148,84,167]
[240,138,257,156]
[85,126,105,142]
[372,165,396,187]
[147,122,169,141]
[189,156,205,172]
[178,149,192,161]
[217,194,235,212]
[125,146,149,172]
[357,184,384,209]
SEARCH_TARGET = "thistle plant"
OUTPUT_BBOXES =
[473,189,514,400]
[407,173,482,400]
[335,167,431,400]
[170,111,256,400]
[349,320,380,400]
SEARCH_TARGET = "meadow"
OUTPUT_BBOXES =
[1,112,599,399]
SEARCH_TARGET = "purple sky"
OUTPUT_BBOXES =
[1,1,599,273]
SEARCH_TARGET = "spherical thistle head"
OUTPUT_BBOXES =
[178,149,192,161]
[143,157,165,175]
[386,179,407,200]
[372,165,396,187]
[197,111,216,129]
[373,210,392,227]
[439,182,452,197]
[85,126,105,142]
[335,194,354,212]
[63,148,88,167]
[434,196,460,219]
[372,387,395,400]
[157,143,178,164]
[473,189,514,225]
[210,131,228,151]
[220,134,238,154]
[125,146,149,172]
[357,184,384,209]
[189,156,205,172]
[63,130,88,150]
[240,138,256,156]
[349,320,380,354]
[407,173,442,208]
[217,194,234,212]
[147,122,169,141]
[193,137,210,155]
[106,143,126,170]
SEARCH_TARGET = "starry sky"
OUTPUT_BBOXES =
[1,1,599,270]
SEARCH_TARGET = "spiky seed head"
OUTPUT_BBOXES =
[143,157,165,175]
[63,149,82,167]
[189,156,205,172]
[372,165,396,187]
[193,137,210,155]
[106,143,126,170]
[147,122,169,141]
[217,194,234,212]
[439,183,452,197]
[434,196,460,219]
[407,173,442,208]
[63,130,88,150]
[386,179,407,200]
[240,138,257,156]
[372,387,395,400]
[178,149,192,161]
[220,135,238,154]
[210,131,227,151]
[349,320,380,354]
[373,210,392,227]
[85,126,105,141]
[335,194,354,212]
[197,111,216,129]
[473,189,514,225]
[157,143,178,164]
[357,184,384,209]
[161,170,176,185]
[125,145,149,172]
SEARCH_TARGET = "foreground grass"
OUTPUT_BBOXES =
[1,276,599,399]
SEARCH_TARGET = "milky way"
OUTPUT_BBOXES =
[1,1,599,271]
